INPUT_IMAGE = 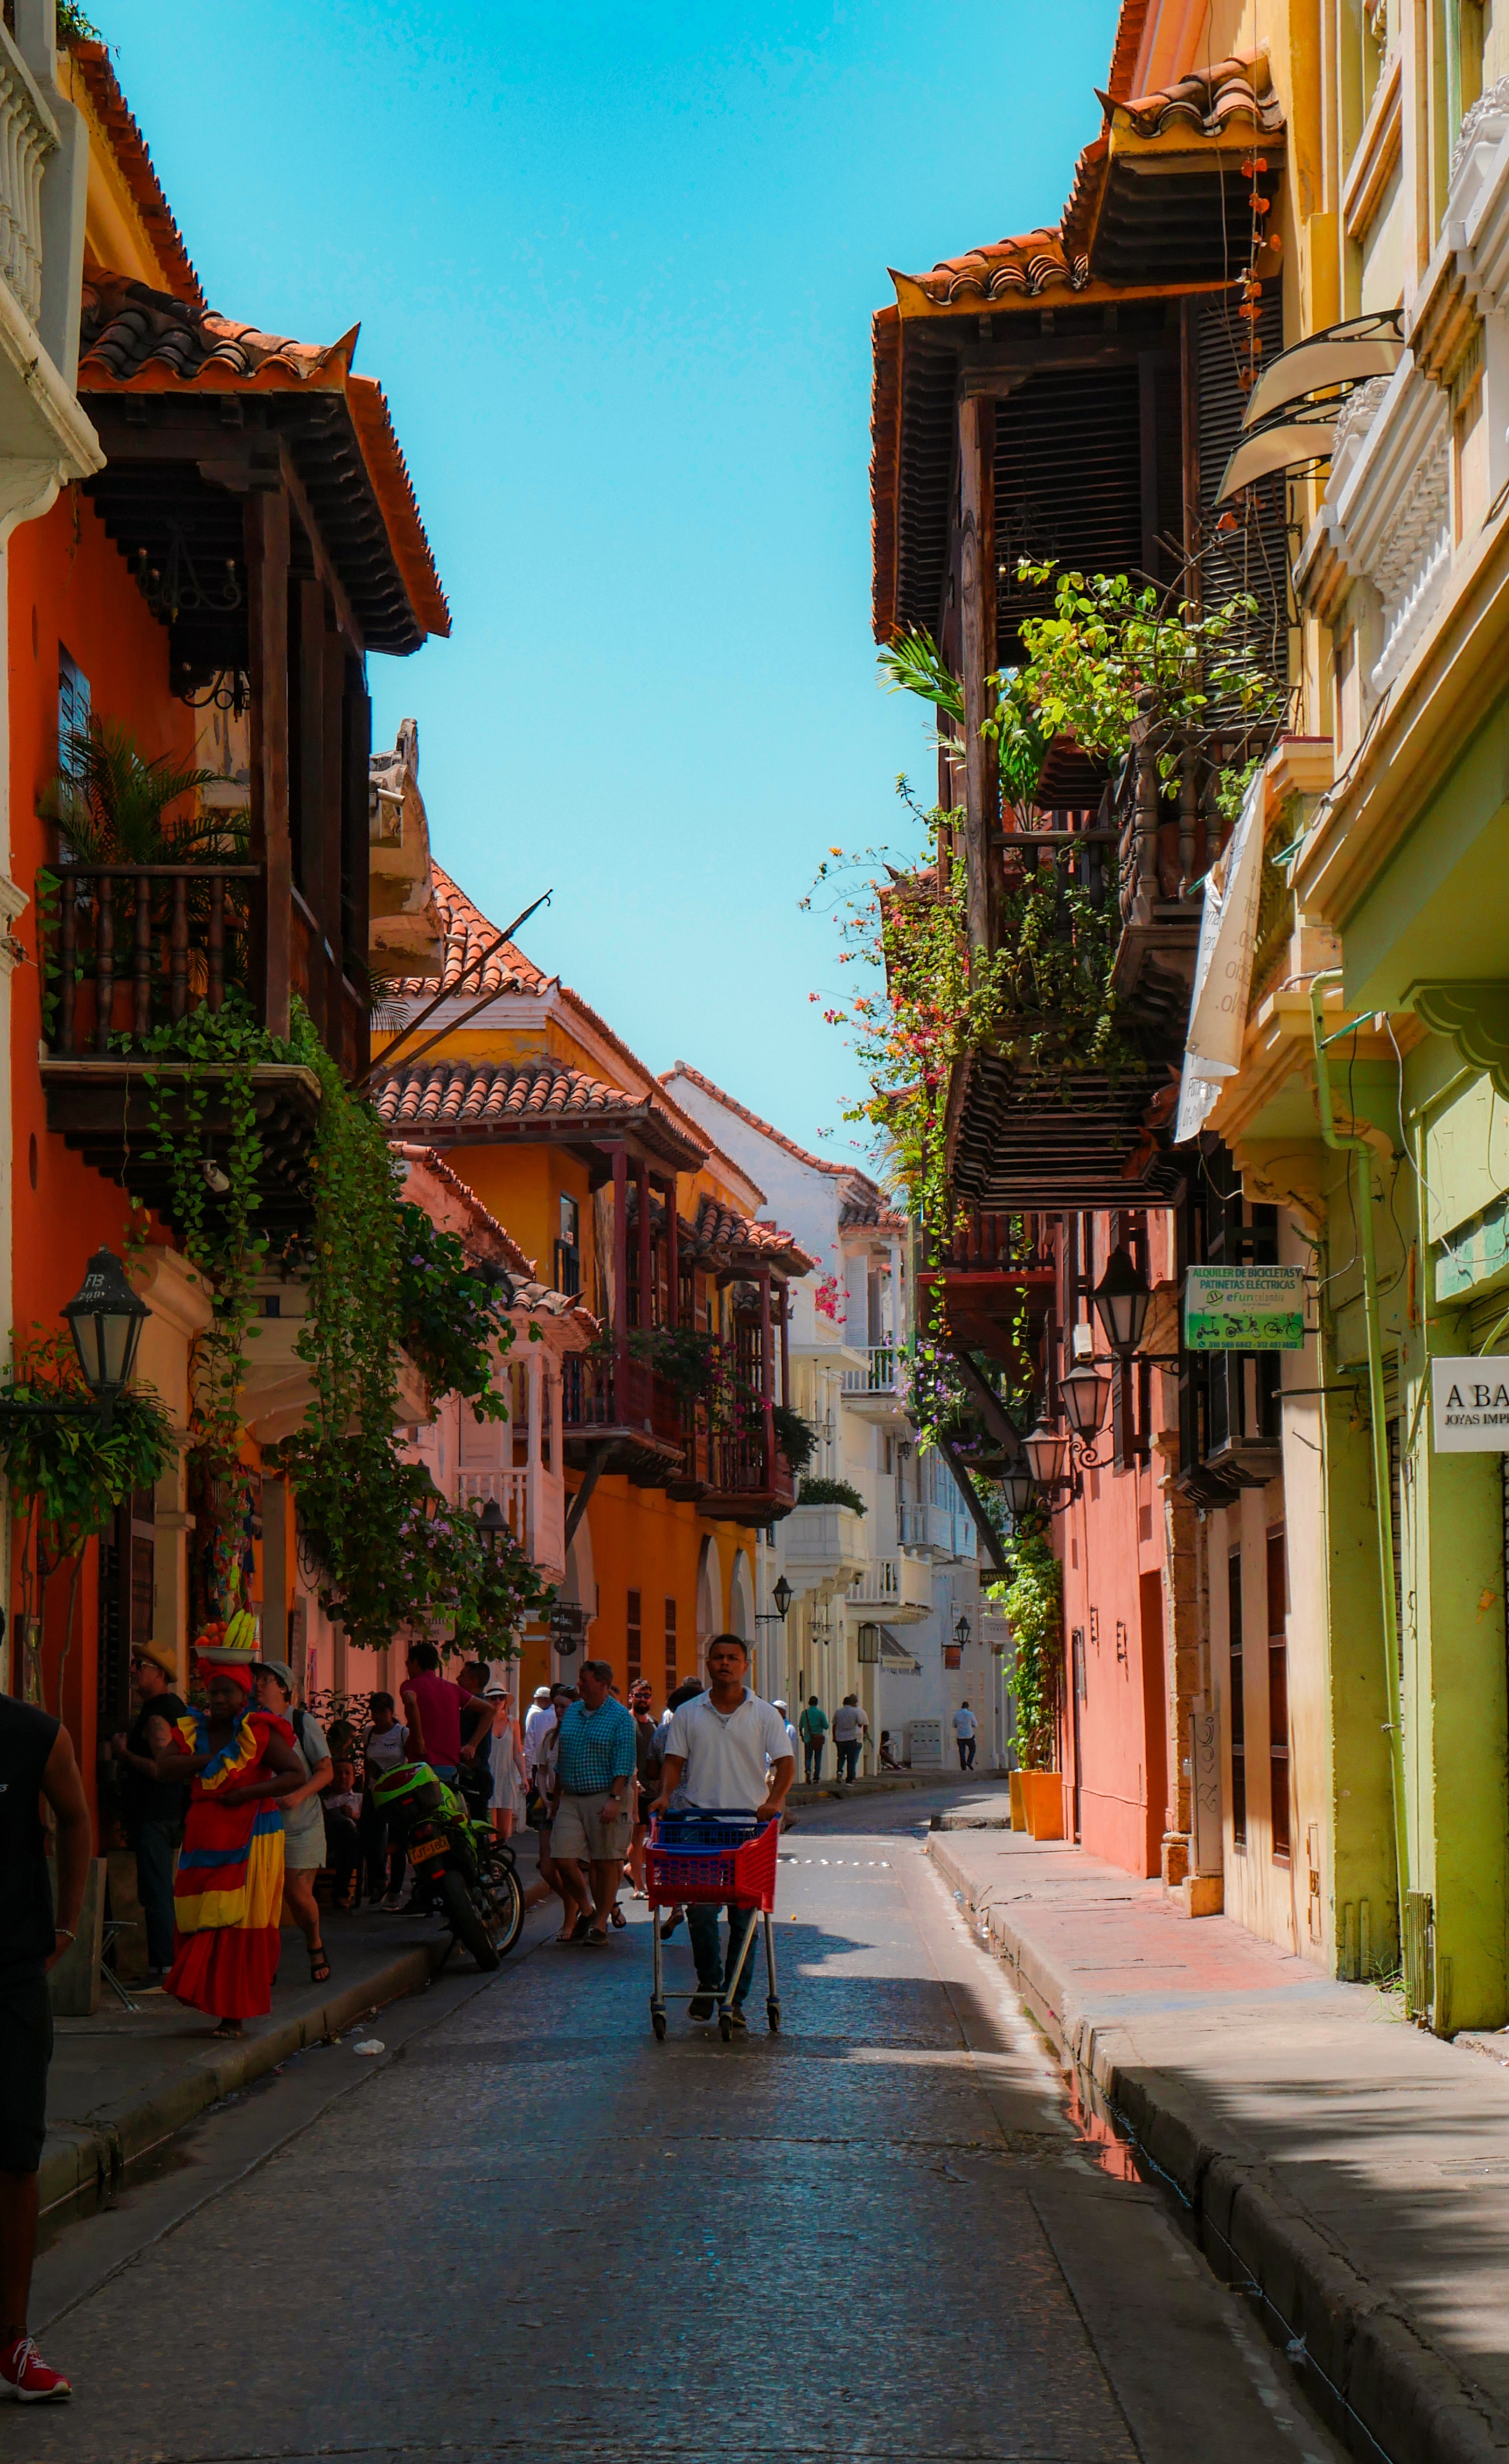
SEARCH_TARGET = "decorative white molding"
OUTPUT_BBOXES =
[1322,357,1451,697]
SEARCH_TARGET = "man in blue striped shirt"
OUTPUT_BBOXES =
[550,1660,638,1945]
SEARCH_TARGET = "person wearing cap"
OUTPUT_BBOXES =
[522,1683,555,1819]
[110,1641,190,1981]
[771,1697,799,1766]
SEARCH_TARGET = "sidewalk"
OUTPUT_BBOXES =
[41,1903,459,2225]
[929,1804,1509,2464]
[788,1767,1000,1807]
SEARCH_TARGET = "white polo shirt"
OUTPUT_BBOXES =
[664,1689,793,1815]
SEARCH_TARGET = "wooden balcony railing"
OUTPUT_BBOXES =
[48,863,261,1056]
[562,1353,684,1450]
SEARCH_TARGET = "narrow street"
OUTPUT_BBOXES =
[9,1788,1338,2464]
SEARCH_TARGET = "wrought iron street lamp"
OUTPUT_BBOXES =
[1060,1355,1111,1442]
[756,1574,794,1629]
[1023,1414,1070,1491]
[999,1463,1037,1522]
[476,1495,507,1553]
[954,1613,972,1649]
[0,1247,153,1434]
[1092,1245,1152,1360]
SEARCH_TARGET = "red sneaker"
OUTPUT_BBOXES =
[0,2336,72,2401]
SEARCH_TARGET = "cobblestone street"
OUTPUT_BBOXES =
[7,1788,1340,2464]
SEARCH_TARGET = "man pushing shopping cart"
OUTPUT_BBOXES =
[646,1634,795,2037]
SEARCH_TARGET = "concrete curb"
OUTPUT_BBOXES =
[927,1835,1509,2464]
[787,1771,1006,1807]
[40,1940,443,2222]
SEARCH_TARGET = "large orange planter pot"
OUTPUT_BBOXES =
[1009,1770,1027,1831]
[1020,1770,1064,1840]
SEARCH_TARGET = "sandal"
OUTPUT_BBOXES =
[211,2017,244,2040]
[308,1947,331,1986]
[570,1912,592,1943]
[609,1903,627,1930]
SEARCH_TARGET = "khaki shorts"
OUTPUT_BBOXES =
[552,1789,631,1862]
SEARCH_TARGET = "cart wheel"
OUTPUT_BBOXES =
[766,1999,781,2034]
[719,2011,732,2042]
[651,2008,667,2042]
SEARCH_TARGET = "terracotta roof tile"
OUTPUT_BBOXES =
[871,304,902,642]
[840,1191,909,1234]
[69,43,204,309]
[77,273,449,648]
[375,1058,705,1171]
[903,226,1088,308]
[1104,0,1152,103]
[1103,53,1282,139]
[390,864,552,1002]
[690,1198,816,1279]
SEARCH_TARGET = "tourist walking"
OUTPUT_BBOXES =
[550,1659,637,1946]
[798,1696,828,1782]
[484,1681,527,1839]
[832,1694,867,1783]
[651,1635,794,2028]
[252,1662,333,1985]
[953,1701,978,1771]
[109,1640,189,1979]
[157,1661,301,2037]
[523,1684,554,1820]
[0,1689,91,2401]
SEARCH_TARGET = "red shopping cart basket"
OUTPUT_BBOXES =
[644,1812,780,1913]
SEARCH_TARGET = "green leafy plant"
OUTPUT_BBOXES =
[993,1532,1062,1771]
[771,1402,818,1473]
[47,720,234,866]
[0,1331,173,1710]
[57,0,105,43]
[796,1475,866,1515]
[396,1205,509,1418]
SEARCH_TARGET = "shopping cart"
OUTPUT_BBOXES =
[644,1809,781,2041]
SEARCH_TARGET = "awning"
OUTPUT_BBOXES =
[879,1626,922,1673]
[1242,308,1404,430]
[1216,400,1338,502]
[1174,765,1267,1142]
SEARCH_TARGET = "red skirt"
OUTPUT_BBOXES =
[166,1920,280,2020]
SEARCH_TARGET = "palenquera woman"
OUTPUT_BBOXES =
[154,1656,301,2037]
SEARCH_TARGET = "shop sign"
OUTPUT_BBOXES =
[1183,1265,1306,1352]
[1431,1356,1509,1451]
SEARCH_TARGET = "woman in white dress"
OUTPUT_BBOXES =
[485,1682,527,1840]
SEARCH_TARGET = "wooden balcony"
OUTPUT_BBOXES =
[699,1431,795,1527]
[917,1210,1055,1370]
[561,1352,685,1487]
[39,862,323,1235]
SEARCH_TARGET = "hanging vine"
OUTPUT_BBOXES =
[990,1530,1062,1773]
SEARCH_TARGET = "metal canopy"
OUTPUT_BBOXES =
[1241,308,1404,430]
[1216,401,1337,502]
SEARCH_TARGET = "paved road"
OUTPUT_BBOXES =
[8,1786,1340,2464]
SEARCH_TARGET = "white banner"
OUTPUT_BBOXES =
[1432,1356,1509,1451]
[1174,765,1267,1144]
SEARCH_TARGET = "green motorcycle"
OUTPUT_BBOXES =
[370,1760,523,1970]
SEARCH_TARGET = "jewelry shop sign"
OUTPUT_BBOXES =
[1183,1266,1306,1352]
[1432,1357,1509,1451]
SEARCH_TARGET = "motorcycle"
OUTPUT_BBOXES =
[370,1759,523,1970]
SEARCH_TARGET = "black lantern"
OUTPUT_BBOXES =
[954,1613,971,1648]
[772,1575,793,1621]
[1093,1245,1151,1359]
[1023,1414,1070,1489]
[856,1620,882,1663]
[477,1495,507,1553]
[999,1463,1036,1521]
[1061,1356,1111,1440]
[416,1468,444,1525]
[62,1248,150,1417]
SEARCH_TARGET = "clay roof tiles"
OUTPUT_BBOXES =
[904,226,1088,308]
[689,1198,816,1279]
[375,1058,705,1172]
[77,272,449,648]
[391,865,552,1002]
[69,42,204,309]
[1101,54,1282,139]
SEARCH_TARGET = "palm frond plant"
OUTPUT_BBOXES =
[41,720,255,1037]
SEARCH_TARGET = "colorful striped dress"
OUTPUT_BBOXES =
[166,1707,293,2020]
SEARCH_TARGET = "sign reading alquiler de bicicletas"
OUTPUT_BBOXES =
[1431,1356,1509,1451]
[1183,1266,1306,1352]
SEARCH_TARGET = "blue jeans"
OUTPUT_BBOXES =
[686,1900,757,2006]
[135,1815,179,1971]
[837,1740,860,1782]
[803,1742,824,1782]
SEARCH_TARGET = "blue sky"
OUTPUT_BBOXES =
[113,1,1116,1166]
